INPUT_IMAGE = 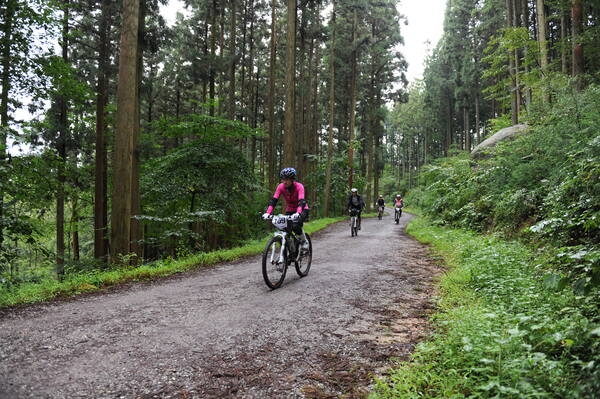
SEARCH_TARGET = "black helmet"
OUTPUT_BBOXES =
[280,167,297,180]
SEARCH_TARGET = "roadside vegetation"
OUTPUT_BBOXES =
[0,216,343,308]
[372,82,599,398]
[372,218,598,398]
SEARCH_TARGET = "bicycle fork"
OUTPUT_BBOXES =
[270,232,287,265]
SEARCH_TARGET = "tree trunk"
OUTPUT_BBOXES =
[267,0,277,188]
[475,93,481,145]
[111,0,139,261]
[71,192,80,261]
[348,8,358,189]
[571,0,585,89]
[56,0,70,279]
[464,106,470,151]
[130,0,144,263]
[323,1,335,217]
[283,0,297,167]
[308,12,320,209]
[297,0,308,179]
[209,0,217,116]
[561,8,568,74]
[0,0,16,251]
[228,0,237,120]
[506,0,519,124]
[94,0,111,263]
[536,0,548,73]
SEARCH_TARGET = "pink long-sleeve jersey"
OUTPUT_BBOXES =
[266,181,309,214]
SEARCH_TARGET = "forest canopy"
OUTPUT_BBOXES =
[1,0,599,287]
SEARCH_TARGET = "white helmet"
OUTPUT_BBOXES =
[351,188,358,193]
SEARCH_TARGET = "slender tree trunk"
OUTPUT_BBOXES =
[228,0,237,120]
[308,13,320,209]
[536,0,548,73]
[209,0,217,116]
[130,0,144,263]
[463,106,470,151]
[283,0,297,167]
[247,0,257,164]
[475,93,481,144]
[94,0,111,263]
[298,0,308,178]
[240,1,248,125]
[56,0,70,278]
[561,8,568,74]
[111,0,139,261]
[348,8,358,189]
[323,1,336,217]
[71,192,80,261]
[571,0,585,90]
[507,0,519,124]
[0,0,17,251]
[267,0,277,188]
[218,5,225,117]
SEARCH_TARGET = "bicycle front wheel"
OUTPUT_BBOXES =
[295,234,312,277]
[262,236,287,289]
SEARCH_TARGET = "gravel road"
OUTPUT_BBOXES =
[0,211,441,399]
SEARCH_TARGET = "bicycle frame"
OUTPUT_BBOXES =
[270,230,288,265]
[262,213,312,289]
[268,214,300,262]
[349,209,359,236]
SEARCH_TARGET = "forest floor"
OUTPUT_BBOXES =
[0,211,442,399]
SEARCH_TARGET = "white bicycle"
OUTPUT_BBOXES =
[349,208,360,237]
[262,214,312,289]
[394,206,402,224]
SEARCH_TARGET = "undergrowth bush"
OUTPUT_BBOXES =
[372,218,599,398]
[407,82,600,306]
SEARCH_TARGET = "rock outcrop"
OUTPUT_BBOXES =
[471,124,529,159]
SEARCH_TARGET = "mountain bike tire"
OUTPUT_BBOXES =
[262,236,287,289]
[295,234,312,277]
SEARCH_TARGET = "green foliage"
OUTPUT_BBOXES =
[156,113,264,142]
[482,27,540,107]
[0,216,344,308]
[141,134,262,256]
[410,83,600,242]
[393,83,600,398]
[372,218,599,398]
[306,150,360,217]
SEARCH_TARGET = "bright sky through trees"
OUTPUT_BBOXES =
[159,0,446,83]
[397,0,445,81]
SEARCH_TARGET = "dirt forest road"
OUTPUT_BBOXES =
[0,211,442,399]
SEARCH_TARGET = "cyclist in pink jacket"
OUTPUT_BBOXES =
[262,167,310,250]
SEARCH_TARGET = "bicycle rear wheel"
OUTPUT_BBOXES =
[262,236,287,289]
[295,234,312,277]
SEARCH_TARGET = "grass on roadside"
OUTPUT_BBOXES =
[0,216,343,309]
[371,216,598,399]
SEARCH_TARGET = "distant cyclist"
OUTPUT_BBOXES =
[393,194,404,209]
[376,195,385,219]
[262,167,310,251]
[347,188,366,230]
[393,194,404,223]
